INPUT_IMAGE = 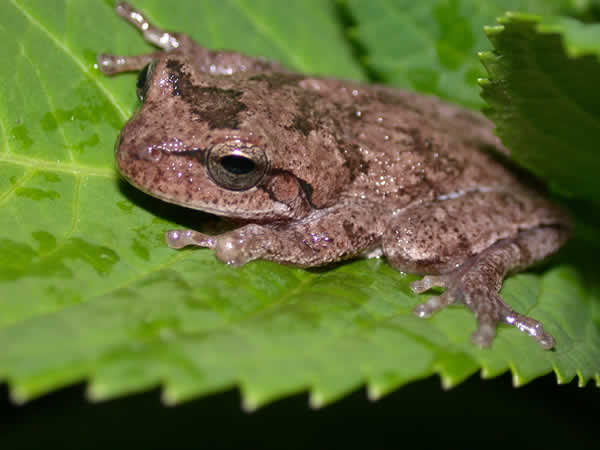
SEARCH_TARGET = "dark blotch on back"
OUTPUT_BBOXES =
[249,73,318,137]
[341,143,369,177]
[289,94,324,137]
[166,59,247,129]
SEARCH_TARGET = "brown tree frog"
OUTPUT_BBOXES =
[98,2,570,349]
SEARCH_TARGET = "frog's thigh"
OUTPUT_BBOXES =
[382,190,559,275]
[415,226,567,348]
[382,191,568,348]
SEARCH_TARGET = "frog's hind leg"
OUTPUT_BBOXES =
[382,191,569,349]
[411,227,567,349]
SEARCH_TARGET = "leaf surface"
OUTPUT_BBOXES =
[344,0,585,107]
[480,13,600,205]
[0,0,598,409]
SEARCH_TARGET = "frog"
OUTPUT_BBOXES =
[98,2,570,349]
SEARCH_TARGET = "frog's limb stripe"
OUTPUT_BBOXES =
[115,2,181,50]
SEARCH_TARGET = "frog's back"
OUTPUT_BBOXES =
[301,77,525,209]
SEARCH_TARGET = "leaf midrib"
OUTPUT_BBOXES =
[0,153,116,177]
[9,0,129,121]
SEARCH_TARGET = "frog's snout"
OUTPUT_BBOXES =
[115,117,163,166]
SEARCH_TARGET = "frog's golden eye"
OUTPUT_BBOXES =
[136,61,155,101]
[207,143,268,191]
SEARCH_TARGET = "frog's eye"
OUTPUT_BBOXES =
[136,61,155,101]
[207,144,268,191]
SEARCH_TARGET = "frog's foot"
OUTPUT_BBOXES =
[166,226,267,267]
[166,229,216,249]
[410,274,452,294]
[114,2,181,50]
[97,52,162,75]
[97,3,182,75]
[409,243,556,350]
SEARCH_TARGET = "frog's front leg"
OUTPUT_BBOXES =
[97,2,182,75]
[383,191,569,349]
[98,2,285,76]
[113,2,181,51]
[166,202,383,267]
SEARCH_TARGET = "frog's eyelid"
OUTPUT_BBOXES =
[206,144,268,191]
[136,61,156,101]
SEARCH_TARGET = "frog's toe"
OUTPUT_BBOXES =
[213,235,246,266]
[471,320,496,348]
[413,290,457,318]
[504,311,555,350]
[165,229,215,249]
[410,274,450,294]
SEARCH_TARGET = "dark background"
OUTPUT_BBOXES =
[1,373,597,449]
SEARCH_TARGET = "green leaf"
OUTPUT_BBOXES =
[480,13,600,205]
[344,0,584,108]
[0,0,598,410]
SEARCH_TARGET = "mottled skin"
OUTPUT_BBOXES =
[99,3,570,349]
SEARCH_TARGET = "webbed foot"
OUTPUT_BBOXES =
[410,248,555,350]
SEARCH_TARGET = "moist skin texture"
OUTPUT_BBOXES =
[99,2,570,349]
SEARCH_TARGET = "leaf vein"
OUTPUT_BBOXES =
[0,153,116,178]
[19,42,74,162]
[9,0,128,121]
[89,251,192,300]
[0,168,36,206]
[29,175,83,264]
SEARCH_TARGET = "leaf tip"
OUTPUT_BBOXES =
[9,386,29,406]
[440,374,457,390]
[552,366,571,385]
[86,382,109,402]
[497,11,519,24]
[241,390,260,413]
[512,371,524,387]
[497,11,541,26]
[309,390,326,409]
[576,370,587,388]
[478,50,496,62]
[484,25,504,36]
[367,384,383,401]
[161,388,179,406]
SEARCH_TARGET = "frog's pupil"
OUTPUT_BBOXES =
[220,155,255,175]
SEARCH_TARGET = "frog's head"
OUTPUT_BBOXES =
[115,55,355,221]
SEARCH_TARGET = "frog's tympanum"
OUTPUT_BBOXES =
[99,3,570,349]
